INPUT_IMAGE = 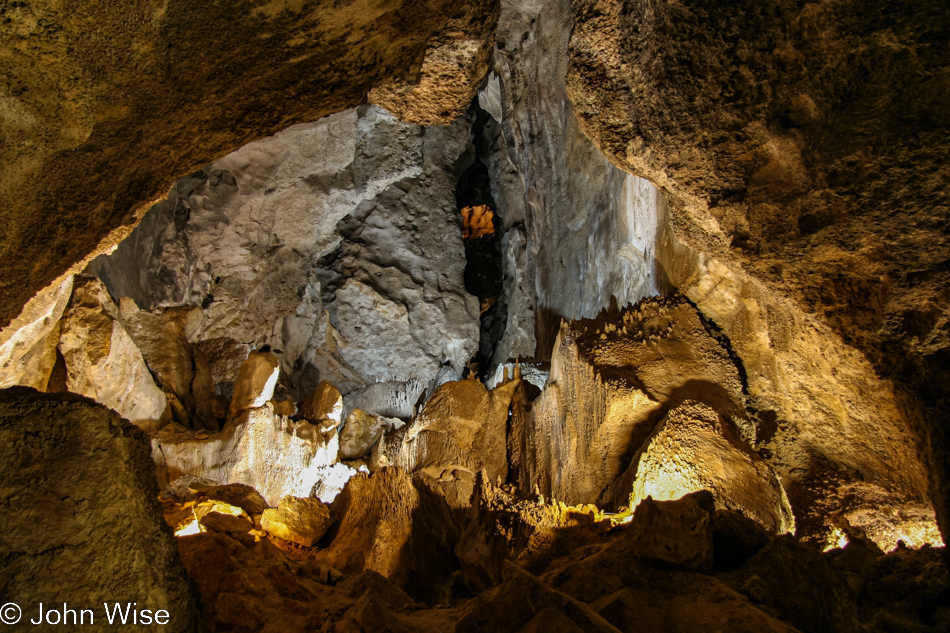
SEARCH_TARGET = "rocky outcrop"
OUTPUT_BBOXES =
[0,0,499,330]
[630,401,794,534]
[57,277,168,431]
[376,375,520,481]
[481,0,942,549]
[0,388,201,632]
[515,297,748,509]
[260,497,333,547]
[154,403,351,506]
[87,105,480,398]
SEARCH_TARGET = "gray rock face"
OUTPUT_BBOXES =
[0,388,202,632]
[88,105,480,399]
[484,0,668,331]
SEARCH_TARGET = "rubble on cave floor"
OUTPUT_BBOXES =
[166,473,950,633]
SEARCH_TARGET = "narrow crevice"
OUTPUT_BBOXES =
[455,104,507,380]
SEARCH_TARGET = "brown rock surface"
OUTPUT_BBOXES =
[57,276,168,430]
[228,352,280,417]
[630,401,794,534]
[300,380,343,425]
[0,0,500,330]
[392,376,520,481]
[567,0,950,539]
[0,387,201,631]
[261,496,332,547]
[624,491,715,573]
[517,297,747,508]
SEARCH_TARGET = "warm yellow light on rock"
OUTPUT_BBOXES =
[460,205,495,239]
[174,516,203,537]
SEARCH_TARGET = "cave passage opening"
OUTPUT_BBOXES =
[455,104,507,380]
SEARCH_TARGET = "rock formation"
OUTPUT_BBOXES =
[0,0,499,329]
[2,0,949,631]
[0,388,202,632]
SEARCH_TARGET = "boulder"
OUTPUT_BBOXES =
[57,276,167,430]
[229,352,280,416]
[340,409,404,459]
[0,388,201,631]
[629,401,795,534]
[624,491,715,573]
[520,297,749,508]
[154,403,350,506]
[721,535,860,633]
[455,562,621,633]
[261,496,332,547]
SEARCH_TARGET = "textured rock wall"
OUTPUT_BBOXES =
[567,0,950,538]
[87,105,480,398]
[0,0,499,330]
[0,388,201,631]
[485,0,669,340]
[479,0,942,546]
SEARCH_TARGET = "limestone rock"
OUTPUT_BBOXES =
[624,492,715,573]
[261,497,332,547]
[456,471,607,594]
[0,388,201,631]
[0,275,73,391]
[0,0,499,332]
[196,501,255,537]
[229,352,280,416]
[368,25,498,126]
[339,409,404,460]
[154,403,350,506]
[630,401,795,534]
[455,562,621,633]
[323,467,465,603]
[120,300,217,429]
[87,106,480,399]
[176,531,350,633]
[721,535,860,633]
[325,468,421,586]
[300,380,343,425]
[517,297,747,508]
[57,276,168,431]
[194,337,251,402]
[566,0,950,543]
[377,377,520,481]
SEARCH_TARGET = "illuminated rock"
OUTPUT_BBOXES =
[630,401,795,534]
[154,404,351,506]
[261,497,332,547]
[300,380,343,426]
[0,275,73,391]
[340,409,404,460]
[517,297,746,508]
[119,300,217,429]
[87,106,480,398]
[228,352,280,417]
[57,277,167,431]
[376,375,520,481]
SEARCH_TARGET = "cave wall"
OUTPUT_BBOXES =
[485,0,669,346]
[480,0,943,546]
[0,0,499,330]
[566,0,950,537]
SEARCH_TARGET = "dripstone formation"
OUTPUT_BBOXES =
[1,0,948,631]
